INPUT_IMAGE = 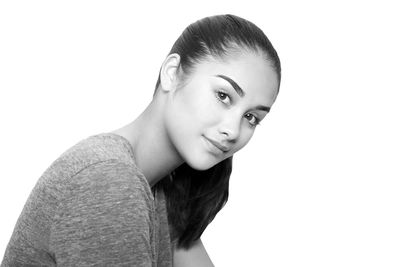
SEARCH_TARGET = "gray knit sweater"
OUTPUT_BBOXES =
[1,133,175,266]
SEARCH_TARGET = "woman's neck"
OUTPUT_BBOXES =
[110,99,184,187]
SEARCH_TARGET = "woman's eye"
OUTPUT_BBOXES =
[245,114,260,127]
[216,91,231,105]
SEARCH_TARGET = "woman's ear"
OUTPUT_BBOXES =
[160,53,181,92]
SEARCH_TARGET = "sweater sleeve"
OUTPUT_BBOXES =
[49,160,156,266]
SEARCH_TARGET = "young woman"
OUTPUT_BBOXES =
[1,14,281,266]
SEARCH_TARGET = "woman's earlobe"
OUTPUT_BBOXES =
[160,53,181,92]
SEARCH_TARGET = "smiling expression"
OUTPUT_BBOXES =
[163,50,279,170]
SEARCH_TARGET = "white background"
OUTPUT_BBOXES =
[1,1,399,266]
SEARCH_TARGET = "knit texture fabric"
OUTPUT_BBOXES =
[1,133,175,266]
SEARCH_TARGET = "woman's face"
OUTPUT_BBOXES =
[163,50,279,170]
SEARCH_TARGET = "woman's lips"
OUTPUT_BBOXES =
[203,136,230,154]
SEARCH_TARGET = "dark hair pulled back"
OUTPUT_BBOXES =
[152,14,281,250]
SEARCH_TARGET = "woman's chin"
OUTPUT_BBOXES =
[185,155,219,171]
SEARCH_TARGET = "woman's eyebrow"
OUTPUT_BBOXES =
[214,74,271,112]
[215,74,245,97]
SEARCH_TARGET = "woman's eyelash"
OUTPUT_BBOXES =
[216,91,231,104]
[246,114,261,127]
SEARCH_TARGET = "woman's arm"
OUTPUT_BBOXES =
[173,238,215,267]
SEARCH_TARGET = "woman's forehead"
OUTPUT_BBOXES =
[193,53,278,94]
[194,51,273,75]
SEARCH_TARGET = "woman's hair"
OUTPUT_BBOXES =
[152,14,281,250]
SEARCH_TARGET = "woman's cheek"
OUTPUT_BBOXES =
[198,98,221,126]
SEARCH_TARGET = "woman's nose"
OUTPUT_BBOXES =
[218,114,241,142]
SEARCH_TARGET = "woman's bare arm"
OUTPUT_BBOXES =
[173,238,215,267]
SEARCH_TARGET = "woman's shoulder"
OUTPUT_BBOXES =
[56,132,135,169]
[33,133,149,202]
